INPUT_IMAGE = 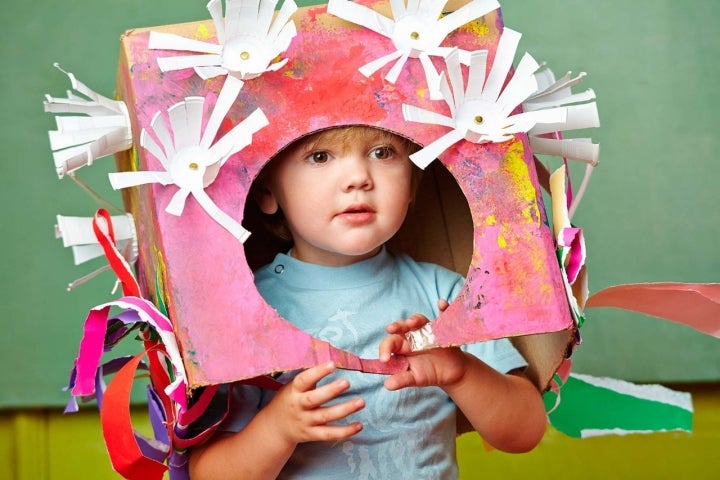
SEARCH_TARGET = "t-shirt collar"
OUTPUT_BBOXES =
[264,246,391,290]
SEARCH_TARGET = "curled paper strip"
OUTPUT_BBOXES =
[403,29,568,168]
[586,282,720,338]
[328,0,499,98]
[550,167,588,326]
[92,209,141,297]
[109,77,268,242]
[71,296,189,413]
[100,351,169,480]
[44,64,132,178]
[149,0,298,80]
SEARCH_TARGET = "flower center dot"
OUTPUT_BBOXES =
[189,162,199,170]
[410,31,420,40]
[240,51,250,60]
[474,115,484,125]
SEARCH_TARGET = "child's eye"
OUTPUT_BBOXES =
[306,151,330,164]
[369,146,394,160]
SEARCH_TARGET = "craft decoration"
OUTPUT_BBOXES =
[402,31,568,168]
[549,166,588,327]
[62,209,220,479]
[55,212,137,290]
[148,0,298,80]
[525,67,600,217]
[327,0,499,98]
[108,80,268,242]
[44,64,132,178]
[112,1,578,394]
[41,1,720,478]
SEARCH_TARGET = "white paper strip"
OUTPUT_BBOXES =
[109,171,173,190]
[481,27,521,103]
[148,31,222,55]
[573,373,693,411]
[529,137,600,166]
[44,64,132,178]
[523,67,601,215]
[528,102,600,135]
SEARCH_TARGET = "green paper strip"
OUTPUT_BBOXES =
[545,373,693,438]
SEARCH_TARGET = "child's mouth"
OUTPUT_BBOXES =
[337,204,376,224]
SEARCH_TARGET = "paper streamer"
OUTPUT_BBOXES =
[545,373,693,438]
[549,166,588,326]
[71,296,188,410]
[586,282,720,338]
[101,351,168,479]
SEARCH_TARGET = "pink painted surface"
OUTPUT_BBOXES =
[117,1,573,388]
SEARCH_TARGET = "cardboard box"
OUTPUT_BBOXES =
[114,0,575,392]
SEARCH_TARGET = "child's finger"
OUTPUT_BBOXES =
[302,377,353,408]
[378,333,406,361]
[309,397,365,427]
[308,421,364,442]
[385,314,429,334]
[437,299,449,312]
[383,370,416,391]
[292,362,337,393]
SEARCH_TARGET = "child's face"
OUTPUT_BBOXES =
[257,128,415,266]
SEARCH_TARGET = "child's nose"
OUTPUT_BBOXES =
[342,156,373,191]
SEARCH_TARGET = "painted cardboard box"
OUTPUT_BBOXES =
[113,0,576,392]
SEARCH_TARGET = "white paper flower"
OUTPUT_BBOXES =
[55,212,137,291]
[108,76,268,242]
[327,0,499,96]
[402,29,570,169]
[149,0,298,80]
[524,67,600,218]
[44,64,132,178]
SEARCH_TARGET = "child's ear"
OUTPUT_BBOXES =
[253,183,280,215]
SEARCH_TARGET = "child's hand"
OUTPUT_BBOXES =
[379,311,468,392]
[265,362,365,446]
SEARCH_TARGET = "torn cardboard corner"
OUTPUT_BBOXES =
[114,0,576,393]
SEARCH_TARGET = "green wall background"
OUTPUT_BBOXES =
[1,0,718,409]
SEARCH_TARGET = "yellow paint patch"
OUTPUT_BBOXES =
[497,234,507,249]
[503,140,540,224]
[460,19,490,37]
[153,248,168,304]
[486,215,497,225]
[195,24,212,40]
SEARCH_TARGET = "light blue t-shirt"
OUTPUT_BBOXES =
[221,248,527,479]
